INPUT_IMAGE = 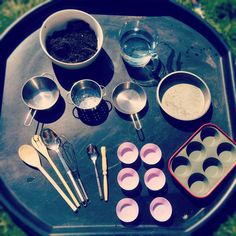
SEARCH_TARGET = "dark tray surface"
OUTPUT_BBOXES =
[0,0,235,235]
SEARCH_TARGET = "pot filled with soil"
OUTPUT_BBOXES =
[40,9,103,69]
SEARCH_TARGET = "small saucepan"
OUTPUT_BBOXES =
[111,81,147,130]
[66,79,106,111]
[21,73,60,126]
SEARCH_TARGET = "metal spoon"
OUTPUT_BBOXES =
[18,145,77,212]
[87,144,103,200]
[41,128,86,205]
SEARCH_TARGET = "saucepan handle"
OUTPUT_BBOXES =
[41,72,55,81]
[24,109,37,126]
[100,85,106,97]
[66,92,74,105]
[130,113,142,130]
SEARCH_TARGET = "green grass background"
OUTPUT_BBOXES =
[0,0,235,235]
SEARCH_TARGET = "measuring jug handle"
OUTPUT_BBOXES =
[24,109,37,127]
[131,113,142,130]
[149,53,159,72]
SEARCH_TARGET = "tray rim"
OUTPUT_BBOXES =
[0,0,235,235]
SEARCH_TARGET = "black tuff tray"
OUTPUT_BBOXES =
[0,0,235,235]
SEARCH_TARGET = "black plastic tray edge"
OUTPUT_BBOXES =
[0,179,52,236]
[0,0,235,235]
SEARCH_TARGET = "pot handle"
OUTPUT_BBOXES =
[101,85,106,97]
[66,92,74,105]
[130,113,142,130]
[72,107,80,119]
[24,109,37,127]
[41,72,55,81]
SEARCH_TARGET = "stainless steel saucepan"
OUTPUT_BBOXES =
[111,81,147,130]
[21,73,59,126]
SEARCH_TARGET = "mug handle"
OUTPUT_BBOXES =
[149,52,159,72]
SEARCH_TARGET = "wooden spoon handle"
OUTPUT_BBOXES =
[39,166,77,212]
[46,154,80,208]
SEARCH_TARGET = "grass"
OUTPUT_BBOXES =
[0,0,235,235]
[177,0,236,57]
[0,210,26,236]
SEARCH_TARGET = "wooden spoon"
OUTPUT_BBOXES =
[18,144,77,212]
[31,135,80,208]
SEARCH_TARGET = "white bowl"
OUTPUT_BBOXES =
[39,9,103,70]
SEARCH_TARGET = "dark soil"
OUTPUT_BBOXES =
[46,20,97,63]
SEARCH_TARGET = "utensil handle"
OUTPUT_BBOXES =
[67,170,85,204]
[56,150,84,205]
[39,166,77,212]
[77,178,89,202]
[103,175,108,202]
[46,154,80,208]
[101,146,107,172]
[101,146,108,201]
[94,165,103,200]
[131,113,142,130]
[24,109,37,126]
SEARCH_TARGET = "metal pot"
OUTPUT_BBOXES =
[67,79,106,111]
[111,81,147,130]
[21,73,60,126]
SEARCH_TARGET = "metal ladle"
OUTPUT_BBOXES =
[87,144,103,200]
[41,128,86,205]
[18,145,77,212]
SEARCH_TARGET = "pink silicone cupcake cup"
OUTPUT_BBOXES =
[117,168,139,191]
[140,143,162,165]
[117,142,139,164]
[144,168,166,191]
[150,197,172,222]
[116,198,139,223]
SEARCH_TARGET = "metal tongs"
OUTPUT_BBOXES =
[60,136,89,205]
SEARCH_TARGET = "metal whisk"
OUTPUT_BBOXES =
[60,136,89,205]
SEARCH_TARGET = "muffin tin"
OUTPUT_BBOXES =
[168,123,236,198]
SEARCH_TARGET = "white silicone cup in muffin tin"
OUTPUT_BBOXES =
[168,123,236,198]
